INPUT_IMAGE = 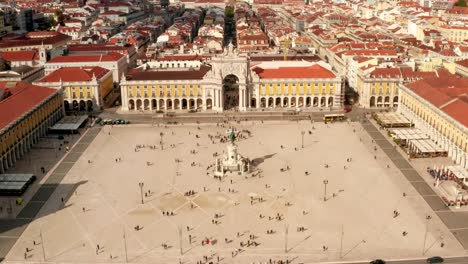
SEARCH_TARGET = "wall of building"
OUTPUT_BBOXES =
[455,63,468,77]
[35,75,113,112]
[398,86,468,169]
[251,80,341,109]
[0,92,64,173]
[357,77,399,108]
[120,78,343,111]
[121,81,205,111]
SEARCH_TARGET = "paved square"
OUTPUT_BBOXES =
[4,122,466,263]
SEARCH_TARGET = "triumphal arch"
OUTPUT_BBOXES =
[202,43,251,111]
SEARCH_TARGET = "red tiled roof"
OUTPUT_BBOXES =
[0,82,58,131]
[0,50,39,61]
[100,10,125,16]
[47,52,125,63]
[441,99,468,127]
[406,76,468,127]
[369,68,401,78]
[438,49,458,56]
[343,50,397,57]
[456,59,468,68]
[126,65,211,81]
[67,44,135,54]
[0,33,71,49]
[250,55,320,62]
[38,67,110,82]
[448,6,468,15]
[252,64,336,79]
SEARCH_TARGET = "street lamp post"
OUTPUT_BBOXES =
[40,229,46,261]
[123,230,128,262]
[422,215,432,255]
[178,226,183,255]
[301,131,305,149]
[159,132,164,150]
[323,180,328,202]
[139,182,144,204]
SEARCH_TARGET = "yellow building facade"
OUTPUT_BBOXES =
[398,80,468,168]
[254,80,341,108]
[123,83,205,110]
[0,82,64,173]
[120,58,342,112]
[34,67,114,112]
[356,75,399,108]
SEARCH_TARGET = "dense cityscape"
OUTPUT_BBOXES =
[0,0,467,263]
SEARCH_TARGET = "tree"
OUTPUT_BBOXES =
[225,6,234,18]
[455,0,467,6]
[54,9,65,26]
[48,15,57,29]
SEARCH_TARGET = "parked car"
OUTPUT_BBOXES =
[103,119,113,125]
[426,256,444,263]
[112,119,129,124]
[370,259,385,264]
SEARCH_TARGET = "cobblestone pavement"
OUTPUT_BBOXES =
[2,122,465,263]
[0,127,101,260]
[360,117,468,251]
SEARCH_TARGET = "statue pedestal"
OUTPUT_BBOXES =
[214,142,249,177]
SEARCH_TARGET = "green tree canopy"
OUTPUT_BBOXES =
[455,0,467,6]
[225,6,234,18]
[48,15,57,29]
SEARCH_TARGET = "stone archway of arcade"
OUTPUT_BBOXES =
[0,108,63,174]
[128,98,206,111]
[67,100,95,112]
[255,95,336,109]
[369,96,399,108]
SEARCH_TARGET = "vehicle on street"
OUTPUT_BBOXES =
[427,256,444,263]
[370,259,385,264]
[323,113,345,121]
[344,106,352,113]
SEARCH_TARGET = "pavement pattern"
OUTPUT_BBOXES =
[0,128,101,261]
[2,121,466,264]
[360,117,468,252]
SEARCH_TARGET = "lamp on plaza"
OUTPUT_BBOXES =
[139,182,144,204]
[123,230,128,262]
[40,229,46,261]
[301,131,305,149]
[159,132,164,150]
[323,179,329,202]
[422,215,432,254]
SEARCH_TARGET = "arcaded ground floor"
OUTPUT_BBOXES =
[3,122,466,263]
[125,95,339,112]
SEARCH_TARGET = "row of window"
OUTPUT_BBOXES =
[260,83,331,88]
[66,87,93,99]
[133,85,200,89]
[259,87,335,95]
[370,86,397,95]
[128,90,201,97]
